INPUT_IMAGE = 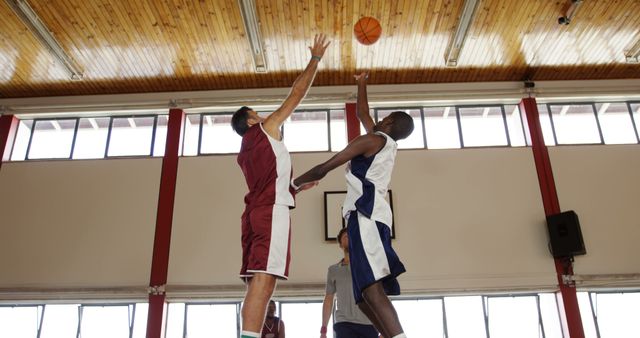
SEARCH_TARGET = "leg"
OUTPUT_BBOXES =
[241,272,277,333]
[361,281,404,337]
[358,301,388,337]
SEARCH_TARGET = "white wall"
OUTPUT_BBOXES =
[0,159,161,289]
[169,148,557,295]
[550,145,640,277]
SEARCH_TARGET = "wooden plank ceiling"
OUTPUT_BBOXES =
[0,0,639,98]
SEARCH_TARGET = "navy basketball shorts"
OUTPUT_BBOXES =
[346,211,406,304]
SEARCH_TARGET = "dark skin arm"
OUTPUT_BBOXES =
[354,72,375,134]
[293,133,385,186]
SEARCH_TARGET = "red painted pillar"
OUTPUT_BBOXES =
[0,114,19,171]
[519,98,585,338]
[146,108,185,338]
[345,102,360,142]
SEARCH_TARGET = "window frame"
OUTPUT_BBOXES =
[282,109,331,153]
[546,102,605,146]
[25,117,80,160]
[373,107,428,149]
[197,112,240,155]
[455,104,512,148]
[626,101,640,143]
[182,301,241,338]
[105,115,159,158]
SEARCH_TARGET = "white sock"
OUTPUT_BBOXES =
[241,331,260,338]
[392,334,407,338]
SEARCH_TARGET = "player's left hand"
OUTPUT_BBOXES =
[309,34,331,59]
[297,181,319,193]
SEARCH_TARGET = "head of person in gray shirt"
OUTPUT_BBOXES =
[320,228,380,338]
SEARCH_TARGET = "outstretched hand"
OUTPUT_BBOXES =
[297,181,319,193]
[354,71,369,83]
[309,34,331,59]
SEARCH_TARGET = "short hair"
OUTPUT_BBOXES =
[231,106,252,136]
[388,111,414,141]
[337,227,348,243]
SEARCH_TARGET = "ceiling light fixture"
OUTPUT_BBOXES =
[624,38,640,63]
[4,0,84,80]
[444,0,480,67]
[238,0,268,73]
[558,0,583,25]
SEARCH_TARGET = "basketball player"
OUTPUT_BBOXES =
[293,72,413,338]
[231,34,330,338]
[263,300,285,338]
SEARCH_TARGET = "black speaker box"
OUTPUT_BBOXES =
[546,210,586,258]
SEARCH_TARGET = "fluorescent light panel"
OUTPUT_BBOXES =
[238,0,268,73]
[5,0,83,80]
[444,0,480,67]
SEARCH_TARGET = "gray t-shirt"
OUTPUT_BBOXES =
[326,261,372,325]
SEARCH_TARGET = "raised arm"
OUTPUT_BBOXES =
[355,72,375,134]
[293,134,382,188]
[263,34,331,138]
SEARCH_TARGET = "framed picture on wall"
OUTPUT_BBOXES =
[324,190,395,241]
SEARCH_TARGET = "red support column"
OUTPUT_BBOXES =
[519,98,585,338]
[146,108,185,338]
[0,114,19,171]
[345,102,360,142]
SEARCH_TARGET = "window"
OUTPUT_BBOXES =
[9,120,33,161]
[185,303,238,338]
[578,292,599,338]
[594,103,637,144]
[444,296,487,338]
[590,292,640,338]
[376,108,426,149]
[200,113,241,154]
[549,104,603,145]
[182,114,201,156]
[0,305,42,338]
[165,303,186,338]
[458,106,509,147]
[537,104,557,146]
[284,110,329,152]
[538,293,563,338]
[486,296,540,338]
[153,115,169,156]
[40,304,79,338]
[503,105,527,147]
[27,119,77,159]
[72,117,110,159]
[107,116,157,157]
[393,298,444,337]
[79,305,133,338]
[132,303,148,338]
[329,109,347,151]
[281,301,327,338]
[628,102,640,142]
[423,107,461,149]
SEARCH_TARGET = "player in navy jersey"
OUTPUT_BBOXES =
[231,34,330,338]
[294,72,414,338]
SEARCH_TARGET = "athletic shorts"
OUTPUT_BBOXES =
[347,211,406,304]
[334,322,379,338]
[240,204,291,280]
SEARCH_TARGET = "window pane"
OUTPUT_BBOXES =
[459,106,509,147]
[539,293,563,338]
[107,116,155,156]
[28,119,76,159]
[377,109,425,149]
[153,115,168,157]
[593,292,640,337]
[132,303,148,338]
[281,302,325,337]
[182,114,201,156]
[80,305,130,338]
[10,120,33,161]
[596,103,638,144]
[487,296,539,338]
[200,114,241,154]
[0,306,40,338]
[538,104,556,146]
[504,105,526,147]
[330,109,347,151]
[41,304,79,338]
[444,296,486,338]
[284,111,329,152]
[577,292,598,338]
[186,304,237,338]
[393,299,444,337]
[72,117,109,159]
[549,104,602,144]
[424,107,461,149]
[631,103,640,141]
[165,303,185,338]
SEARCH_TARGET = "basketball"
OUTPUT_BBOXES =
[354,16,381,45]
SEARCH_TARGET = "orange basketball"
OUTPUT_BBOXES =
[354,16,381,45]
